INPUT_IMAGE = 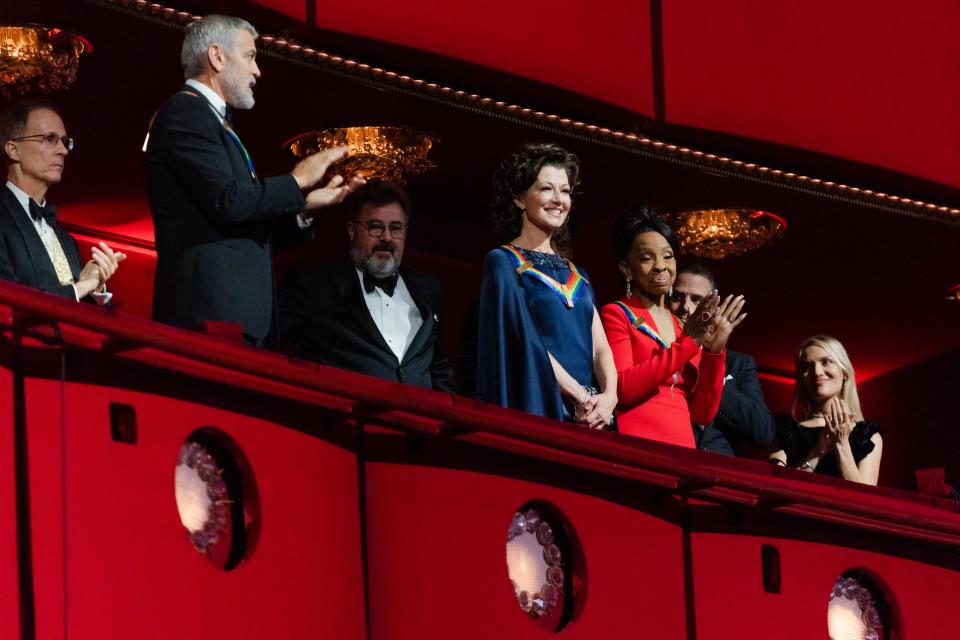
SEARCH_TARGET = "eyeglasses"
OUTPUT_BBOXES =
[353,220,408,239]
[10,132,75,152]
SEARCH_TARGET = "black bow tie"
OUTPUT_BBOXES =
[28,199,56,224]
[363,271,398,297]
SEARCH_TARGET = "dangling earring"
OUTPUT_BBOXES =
[625,279,632,298]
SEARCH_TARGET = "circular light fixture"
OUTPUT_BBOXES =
[505,502,584,631]
[283,126,437,186]
[175,441,230,552]
[827,571,891,640]
[664,208,787,259]
[0,25,92,97]
[174,429,258,570]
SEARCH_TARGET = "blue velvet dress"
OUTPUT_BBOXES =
[477,245,597,420]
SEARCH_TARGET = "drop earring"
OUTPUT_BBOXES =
[625,279,632,298]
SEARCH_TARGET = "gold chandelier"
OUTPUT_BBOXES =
[664,208,787,259]
[0,25,91,98]
[284,126,437,186]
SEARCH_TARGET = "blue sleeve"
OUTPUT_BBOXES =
[476,249,565,420]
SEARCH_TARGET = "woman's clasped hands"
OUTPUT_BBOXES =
[574,389,617,430]
[823,396,856,448]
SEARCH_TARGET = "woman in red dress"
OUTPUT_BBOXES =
[600,206,746,446]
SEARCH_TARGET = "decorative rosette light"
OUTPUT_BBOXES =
[0,25,92,98]
[664,208,787,259]
[828,575,883,640]
[174,442,231,553]
[506,508,565,619]
[284,126,437,186]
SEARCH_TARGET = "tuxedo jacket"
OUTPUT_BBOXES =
[278,258,455,392]
[695,349,775,455]
[145,86,306,340]
[0,185,83,299]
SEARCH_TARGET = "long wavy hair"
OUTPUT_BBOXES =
[792,335,864,421]
[491,143,580,257]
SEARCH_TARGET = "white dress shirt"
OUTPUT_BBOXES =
[5,181,111,304]
[356,269,423,361]
[185,78,228,121]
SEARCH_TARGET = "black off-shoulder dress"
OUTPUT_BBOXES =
[774,415,882,479]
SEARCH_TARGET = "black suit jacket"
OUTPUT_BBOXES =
[0,185,83,299]
[279,258,455,392]
[145,86,306,340]
[695,349,775,455]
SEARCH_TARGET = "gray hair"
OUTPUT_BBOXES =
[181,15,258,80]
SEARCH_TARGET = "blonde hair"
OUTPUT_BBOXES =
[791,335,864,421]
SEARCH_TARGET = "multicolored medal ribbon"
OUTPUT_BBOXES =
[613,301,670,349]
[499,244,588,309]
[143,90,257,180]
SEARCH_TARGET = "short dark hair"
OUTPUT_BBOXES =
[0,98,61,158]
[348,181,412,220]
[491,143,580,256]
[612,204,680,263]
[676,260,717,290]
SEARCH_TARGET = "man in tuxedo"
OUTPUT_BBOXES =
[146,14,361,345]
[0,99,125,302]
[669,261,775,455]
[279,182,454,392]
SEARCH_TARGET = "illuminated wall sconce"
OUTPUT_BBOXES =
[174,428,259,571]
[505,501,585,632]
[827,570,896,640]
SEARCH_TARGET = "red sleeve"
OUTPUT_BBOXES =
[600,303,701,406]
[689,349,726,425]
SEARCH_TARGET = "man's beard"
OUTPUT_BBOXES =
[224,68,255,110]
[350,241,401,278]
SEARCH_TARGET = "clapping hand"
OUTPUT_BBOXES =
[76,242,127,298]
[824,397,855,449]
[292,145,367,213]
[702,294,747,353]
[680,291,720,346]
[303,173,366,211]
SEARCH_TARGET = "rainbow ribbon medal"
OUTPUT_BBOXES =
[613,301,670,349]
[144,91,257,180]
[499,245,588,309]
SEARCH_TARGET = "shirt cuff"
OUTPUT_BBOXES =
[296,213,314,229]
[91,290,113,306]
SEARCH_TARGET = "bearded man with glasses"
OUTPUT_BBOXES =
[279,181,454,392]
[0,98,126,302]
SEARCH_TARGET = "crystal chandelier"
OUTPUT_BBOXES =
[664,208,787,259]
[0,25,92,98]
[284,126,437,186]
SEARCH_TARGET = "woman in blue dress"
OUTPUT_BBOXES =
[477,143,617,427]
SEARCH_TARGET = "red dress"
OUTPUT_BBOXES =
[600,297,725,447]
